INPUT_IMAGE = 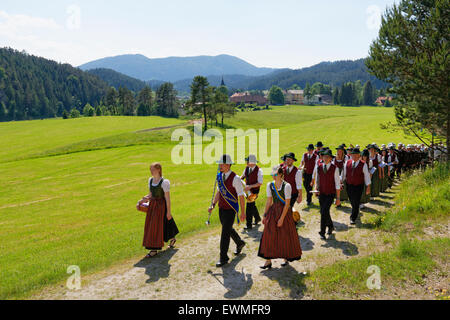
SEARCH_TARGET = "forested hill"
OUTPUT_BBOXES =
[170,59,386,93]
[0,48,108,121]
[244,59,386,90]
[86,68,149,92]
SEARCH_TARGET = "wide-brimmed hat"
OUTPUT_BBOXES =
[336,144,346,150]
[316,141,324,148]
[245,155,258,164]
[270,165,282,176]
[321,149,333,157]
[217,154,234,165]
[351,148,361,155]
[361,149,370,157]
[307,144,315,150]
[284,152,298,162]
[281,154,288,161]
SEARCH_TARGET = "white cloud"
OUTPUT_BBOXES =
[0,10,62,35]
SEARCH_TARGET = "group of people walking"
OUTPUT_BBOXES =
[137,141,437,269]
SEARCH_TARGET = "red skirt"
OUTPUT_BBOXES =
[258,202,302,261]
[142,198,179,250]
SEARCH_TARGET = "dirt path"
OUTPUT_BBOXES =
[36,183,403,300]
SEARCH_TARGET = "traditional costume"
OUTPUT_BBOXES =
[302,144,318,206]
[241,155,263,229]
[334,145,349,202]
[258,178,302,262]
[215,155,246,265]
[143,177,179,250]
[341,149,372,224]
[283,153,302,208]
[314,149,341,238]
[368,144,382,197]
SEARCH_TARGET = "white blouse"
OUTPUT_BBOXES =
[148,177,170,193]
[266,181,292,200]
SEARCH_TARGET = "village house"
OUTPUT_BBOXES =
[284,90,304,105]
[230,92,268,106]
[375,96,393,105]
[304,94,332,105]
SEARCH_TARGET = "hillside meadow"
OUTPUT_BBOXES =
[0,105,420,299]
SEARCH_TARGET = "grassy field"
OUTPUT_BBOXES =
[0,105,422,299]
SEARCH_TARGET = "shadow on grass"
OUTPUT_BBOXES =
[134,248,179,284]
[260,264,308,299]
[208,254,253,299]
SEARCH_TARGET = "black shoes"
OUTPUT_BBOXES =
[281,261,289,267]
[327,226,335,235]
[260,262,272,270]
[350,220,356,225]
[254,218,262,225]
[244,226,252,231]
[216,261,229,268]
[319,232,326,240]
[234,242,246,255]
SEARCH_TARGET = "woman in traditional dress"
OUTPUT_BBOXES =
[334,145,349,204]
[258,166,302,269]
[368,144,382,198]
[360,149,372,208]
[138,162,179,258]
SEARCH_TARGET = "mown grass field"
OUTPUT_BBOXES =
[0,105,421,299]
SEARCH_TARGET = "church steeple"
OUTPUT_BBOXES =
[220,76,226,87]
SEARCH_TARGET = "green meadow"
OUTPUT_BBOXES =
[0,105,420,299]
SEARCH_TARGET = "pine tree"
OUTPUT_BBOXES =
[363,81,375,106]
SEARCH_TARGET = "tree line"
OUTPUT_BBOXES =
[0,48,180,122]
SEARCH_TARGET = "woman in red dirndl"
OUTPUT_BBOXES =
[137,163,179,258]
[258,166,302,269]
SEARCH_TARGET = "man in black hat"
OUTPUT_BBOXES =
[283,153,303,208]
[241,155,263,230]
[313,149,341,239]
[314,142,324,156]
[208,155,246,267]
[341,148,371,225]
[301,144,317,206]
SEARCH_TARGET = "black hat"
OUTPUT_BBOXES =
[281,154,288,161]
[307,144,315,150]
[316,141,324,148]
[350,148,361,155]
[285,152,298,162]
[361,149,370,157]
[321,149,333,157]
[336,144,346,150]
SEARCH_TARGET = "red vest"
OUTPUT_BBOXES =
[371,155,379,167]
[346,160,365,186]
[244,166,260,194]
[334,158,345,170]
[303,153,317,174]
[318,163,337,195]
[283,166,299,195]
[219,171,238,210]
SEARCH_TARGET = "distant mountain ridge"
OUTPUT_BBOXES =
[79,54,277,82]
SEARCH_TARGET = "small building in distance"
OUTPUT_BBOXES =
[230,92,268,106]
[304,94,332,105]
[284,90,304,105]
[375,96,393,106]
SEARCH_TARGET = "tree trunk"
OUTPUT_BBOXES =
[203,103,207,132]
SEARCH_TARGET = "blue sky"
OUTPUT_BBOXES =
[0,0,397,69]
